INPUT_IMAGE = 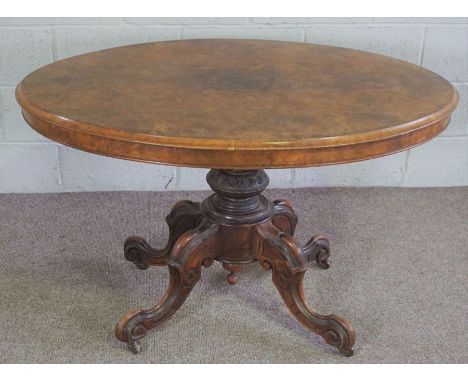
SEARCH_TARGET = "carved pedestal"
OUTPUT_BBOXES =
[115,169,356,356]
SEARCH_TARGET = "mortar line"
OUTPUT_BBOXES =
[0,91,4,141]
[174,167,182,189]
[0,22,467,29]
[290,168,296,186]
[434,135,468,139]
[51,27,58,61]
[418,27,427,65]
[0,141,56,145]
[56,144,63,188]
[403,150,410,183]
[118,22,468,27]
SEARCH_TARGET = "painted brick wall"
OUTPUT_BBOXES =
[0,17,467,192]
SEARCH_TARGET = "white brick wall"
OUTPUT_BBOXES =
[0,17,466,193]
[58,147,176,192]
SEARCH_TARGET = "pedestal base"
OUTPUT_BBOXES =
[115,169,356,356]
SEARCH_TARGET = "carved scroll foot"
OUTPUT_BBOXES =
[256,221,355,357]
[302,235,331,269]
[222,263,243,285]
[128,339,142,354]
[272,199,298,236]
[124,236,165,270]
[116,220,218,353]
[124,200,202,269]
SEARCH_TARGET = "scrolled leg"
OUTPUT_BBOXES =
[255,221,355,357]
[272,199,298,236]
[124,236,166,269]
[116,220,218,353]
[124,200,202,269]
[302,235,331,269]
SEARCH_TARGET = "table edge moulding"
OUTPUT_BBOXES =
[15,39,458,169]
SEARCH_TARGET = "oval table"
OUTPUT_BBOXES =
[16,39,458,357]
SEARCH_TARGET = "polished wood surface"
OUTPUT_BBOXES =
[16,39,458,168]
[116,170,355,356]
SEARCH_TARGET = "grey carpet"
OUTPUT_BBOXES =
[0,188,467,363]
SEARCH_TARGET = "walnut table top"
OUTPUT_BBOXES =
[16,39,459,169]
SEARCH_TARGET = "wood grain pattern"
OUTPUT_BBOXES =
[16,39,458,168]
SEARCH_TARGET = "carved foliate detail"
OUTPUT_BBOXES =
[202,170,273,225]
[206,169,269,198]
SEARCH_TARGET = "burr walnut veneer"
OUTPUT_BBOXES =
[16,39,458,357]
